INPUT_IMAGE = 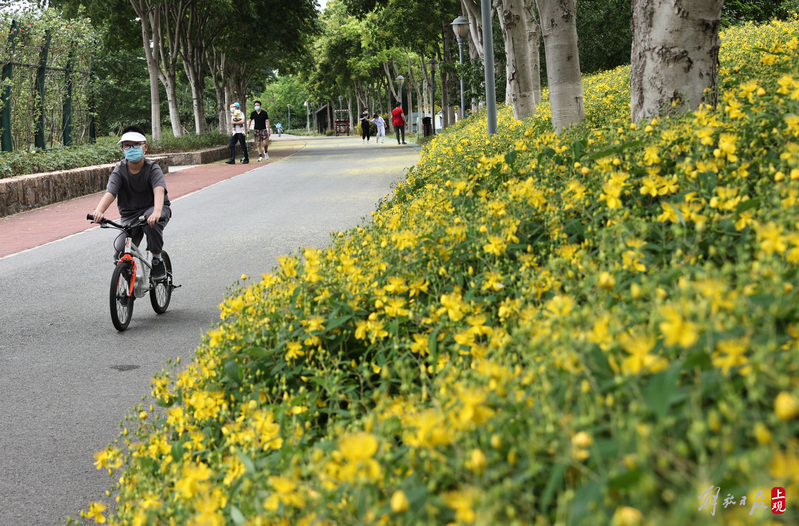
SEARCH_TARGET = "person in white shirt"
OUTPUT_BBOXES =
[370,113,386,143]
[226,102,249,164]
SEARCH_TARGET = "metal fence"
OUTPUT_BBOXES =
[1,16,96,153]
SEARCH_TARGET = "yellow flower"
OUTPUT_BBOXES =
[466,448,487,473]
[755,221,787,255]
[175,461,213,499]
[339,432,378,461]
[643,145,661,165]
[285,341,305,361]
[612,506,644,526]
[619,331,667,375]
[410,333,430,356]
[659,306,699,348]
[546,294,575,317]
[391,490,410,513]
[85,502,107,524]
[712,338,751,375]
[775,392,799,421]
[443,488,477,523]
[93,447,122,471]
[572,431,594,448]
[754,422,772,445]
[483,235,507,255]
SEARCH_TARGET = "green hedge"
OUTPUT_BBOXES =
[0,133,230,180]
[80,19,799,526]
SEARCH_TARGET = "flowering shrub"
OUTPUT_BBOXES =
[82,19,799,526]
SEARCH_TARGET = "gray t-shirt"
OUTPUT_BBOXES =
[107,159,171,221]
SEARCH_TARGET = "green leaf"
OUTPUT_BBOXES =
[326,314,352,331]
[683,350,712,370]
[505,149,519,167]
[230,505,246,525]
[609,469,642,489]
[584,139,642,161]
[735,197,760,214]
[540,462,565,512]
[245,346,270,359]
[642,366,683,418]
[224,359,241,383]
[235,447,256,474]
[170,440,185,463]
[571,479,604,522]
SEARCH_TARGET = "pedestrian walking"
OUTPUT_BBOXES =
[371,113,386,143]
[226,102,249,164]
[391,101,407,145]
[360,109,372,143]
[249,101,271,161]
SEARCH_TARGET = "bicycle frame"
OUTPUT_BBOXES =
[90,215,153,298]
[120,235,152,298]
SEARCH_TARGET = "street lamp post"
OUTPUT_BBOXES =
[304,100,309,133]
[287,103,291,132]
[428,58,438,135]
[480,0,497,134]
[451,16,469,121]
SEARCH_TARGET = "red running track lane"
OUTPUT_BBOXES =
[0,145,300,259]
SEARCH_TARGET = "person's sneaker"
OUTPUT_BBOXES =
[151,257,166,281]
[264,153,269,160]
[258,156,263,162]
[225,159,235,164]
[402,141,407,144]
[242,159,249,164]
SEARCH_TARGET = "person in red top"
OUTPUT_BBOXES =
[391,101,407,145]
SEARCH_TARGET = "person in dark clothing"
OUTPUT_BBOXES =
[226,102,249,164]
[248,101,271,161]
[360,109,372,143]
[90,125,171,280]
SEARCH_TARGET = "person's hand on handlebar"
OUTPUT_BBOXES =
[147,209,162,227]
[91,210,105,223]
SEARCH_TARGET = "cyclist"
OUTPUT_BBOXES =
[91,125,171,280]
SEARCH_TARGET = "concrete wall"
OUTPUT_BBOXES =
[0,146,229,218]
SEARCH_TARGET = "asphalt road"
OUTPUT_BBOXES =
[0,135,419,525]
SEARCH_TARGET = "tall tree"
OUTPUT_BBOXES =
[630,0,724,122]
[494,0,540,120]
[129,0,165,139]
[536,0,584,133]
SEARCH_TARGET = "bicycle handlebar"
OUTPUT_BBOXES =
[87,214,147,230]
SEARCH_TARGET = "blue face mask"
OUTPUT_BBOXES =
[255,106,261,111]
[125,147,144,162]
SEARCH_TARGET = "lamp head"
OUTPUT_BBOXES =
[451,16,469,39]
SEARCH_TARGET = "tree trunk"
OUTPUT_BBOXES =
[206,47,227,134]
[495,0,541,121]
[630,0,724,122]
[158,2,187,137]
[536,0,584,133]
[462,0,484,60]
[524,1,542,106]
[179,1,214,134]
[130,0,162,140]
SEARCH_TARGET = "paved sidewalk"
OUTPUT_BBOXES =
[0,140,303,259]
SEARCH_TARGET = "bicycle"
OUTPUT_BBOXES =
[87,214,179,331]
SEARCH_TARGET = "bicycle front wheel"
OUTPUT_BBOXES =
[150,251,172,314]
[110,262,135,331]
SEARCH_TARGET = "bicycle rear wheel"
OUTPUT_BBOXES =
[110,261,135,331]
[150,251,172,314]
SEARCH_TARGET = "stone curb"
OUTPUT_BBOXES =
[0,146,232,218]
